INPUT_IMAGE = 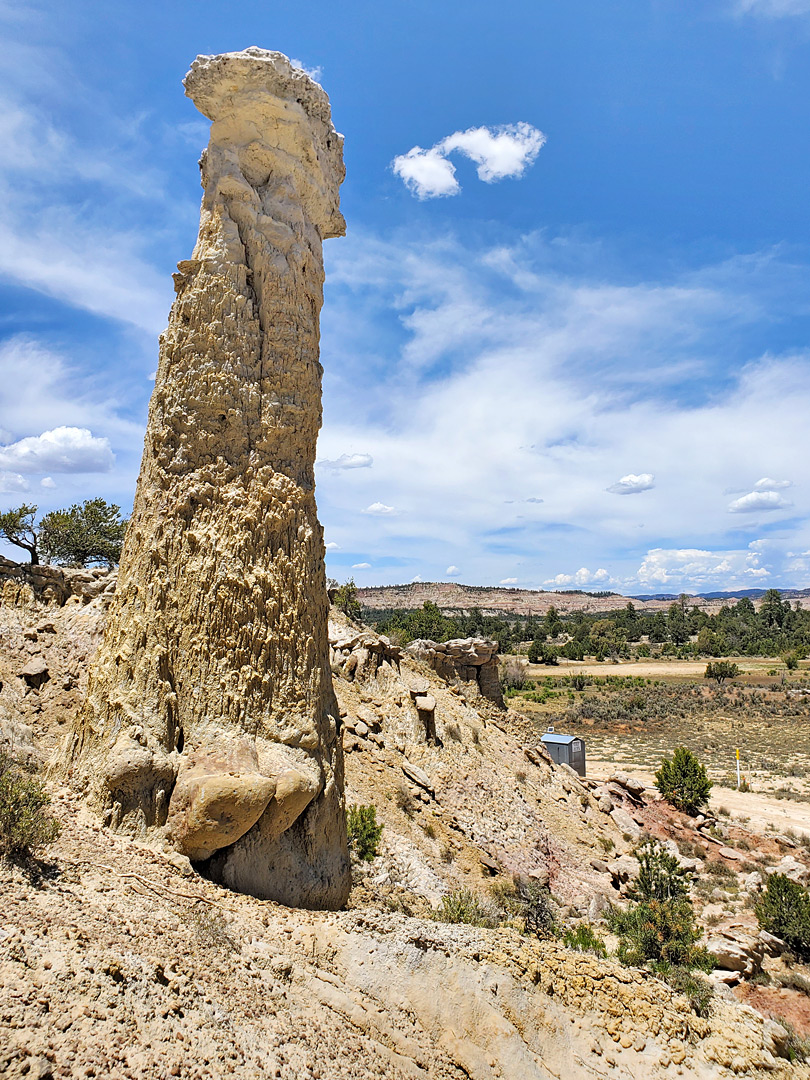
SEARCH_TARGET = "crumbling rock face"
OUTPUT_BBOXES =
[406,637,504,705]
[63,48,350,909]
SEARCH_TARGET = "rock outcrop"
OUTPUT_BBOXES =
[62,48,350,909]
[405,637,504,705]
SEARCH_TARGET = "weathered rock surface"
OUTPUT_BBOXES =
[62,48,350,908]
[405,637,503,705]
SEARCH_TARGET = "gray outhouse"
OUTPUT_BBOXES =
[540,732,586,777]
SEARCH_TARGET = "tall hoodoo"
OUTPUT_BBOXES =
[65,48,350,908]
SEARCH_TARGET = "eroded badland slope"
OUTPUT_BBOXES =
[1,565,806,1080]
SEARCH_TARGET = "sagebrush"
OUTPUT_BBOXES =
[0,752,61,860]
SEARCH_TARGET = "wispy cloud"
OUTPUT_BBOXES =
[735,0,810,16]
[392,123,546,199]
[317,452,373,470]
[606,473,655,495]
[318,230,810,590]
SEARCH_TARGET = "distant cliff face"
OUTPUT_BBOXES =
[356,582,810,617]
[64,48,350,910]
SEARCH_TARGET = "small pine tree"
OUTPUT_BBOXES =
[655,746,713,816]
[632,840,693,902]
[333,578,361,620]
[346,804,383,861]
[755,873,810,961]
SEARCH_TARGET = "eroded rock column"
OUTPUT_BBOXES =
[64,48,350,909]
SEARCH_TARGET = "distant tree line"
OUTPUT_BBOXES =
[370,591,810,661]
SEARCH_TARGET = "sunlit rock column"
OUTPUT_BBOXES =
[65,48,350,909]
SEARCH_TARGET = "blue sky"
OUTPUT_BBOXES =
[1,0,810,593]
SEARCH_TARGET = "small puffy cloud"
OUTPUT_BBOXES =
[728,490,793,513]
[544,567,610,587]
[0,470,28,493]
[351,562,371,570]
[317,452,373,471]
[440,123,546,182]
[391,147,459,199]
[735,0,810,16]
[446,565,461,576]
[754,476,791,490]
[392,122,545,199]
[499,577,519,585]
[40,476,56,489]
[606,473,655,495]
[0,426,114,474]
[411,575,423,583]
[525,496,544,504]
[362,502,396,515]
[324,541,340,551]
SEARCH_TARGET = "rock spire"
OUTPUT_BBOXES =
[64,48,350,908]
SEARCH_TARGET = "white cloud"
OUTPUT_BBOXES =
[728,489,793,513]
[543,567,611,587]
[446,565,461,576]
[499,577,519,585]
[289,57,323,82]
[735,0,810,16]
[754,476,791,490]
[317,452,373,470]
[637,546,769,588]
[351,562,371,569]
[362,502,396,515]
[606,473,655,495]
[0,426,114,474]
[391,147,459,199]
[392,122,545,199]
[325,541,340,551]
[439,123,546,182]
[40,476,56,489]
[0,470,28,493]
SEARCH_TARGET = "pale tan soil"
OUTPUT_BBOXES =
[528,658,802,680]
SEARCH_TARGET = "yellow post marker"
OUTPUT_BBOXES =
[736,747,741,790]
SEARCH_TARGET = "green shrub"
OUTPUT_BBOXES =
[607,898,712,970]
[650,962,713,1017]
[563,922,607,957]
[333,578,361,620]
[755,873,810,961]
[655,746,713,815]
[631,840,692,902]
[704,661,740,686]
[434,888,494,927]
[0,753,61,860]
[346,804,383,862]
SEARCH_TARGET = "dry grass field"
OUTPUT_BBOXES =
[509,657,810,833]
